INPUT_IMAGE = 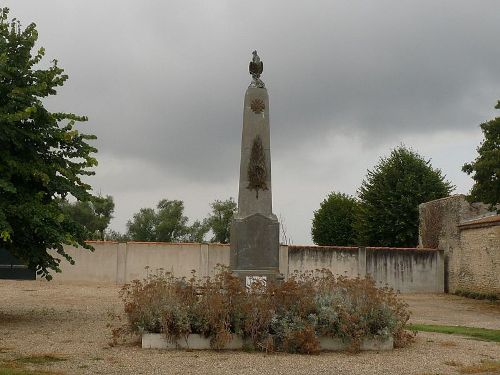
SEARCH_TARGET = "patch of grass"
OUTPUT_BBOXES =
[459,360,500,374]
[15,355,66,365]
[407,324,500,342]
[0,363,63,375]
[0,354,65,375]
[454,289,498,301]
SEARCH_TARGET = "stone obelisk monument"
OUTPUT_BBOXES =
[230,51,280,283]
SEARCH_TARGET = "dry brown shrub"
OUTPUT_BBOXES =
[116,266,413,353]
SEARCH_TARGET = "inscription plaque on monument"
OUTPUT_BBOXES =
[230,51,280,282]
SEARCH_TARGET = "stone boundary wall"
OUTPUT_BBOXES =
[419,195,498,295]
[49,242,443,292]
[454,216,499,295]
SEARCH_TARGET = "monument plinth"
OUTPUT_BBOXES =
[230,51,280,283]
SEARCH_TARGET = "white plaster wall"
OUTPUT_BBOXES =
[366,248,444,293]
[207,243,231,277]
[50,241,118,283]
[287,246,360,277]
[49,242,443,293]
[124,242,203,281]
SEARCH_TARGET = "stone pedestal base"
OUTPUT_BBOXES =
[230,213,280,281]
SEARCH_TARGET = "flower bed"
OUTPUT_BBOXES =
[117,267,414,353]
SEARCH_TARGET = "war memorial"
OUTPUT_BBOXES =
[229,51,281,285]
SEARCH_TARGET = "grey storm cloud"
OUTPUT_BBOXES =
[5,0,500,242]
[17,0,498,178]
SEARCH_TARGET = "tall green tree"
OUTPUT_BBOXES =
[462,101,500,211]
[0,9,97,279]
[127,208,158,242]
[60,195,114,240]
[126,199,208,242]
[185,220,210,243]
[155,199,189,242]
[357,146,453,247]
[311,192,359,246]
[206,198,237,243]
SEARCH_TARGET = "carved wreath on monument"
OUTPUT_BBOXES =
[247,135,268,198]
[250,98,265,114]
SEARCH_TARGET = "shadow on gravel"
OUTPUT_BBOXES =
[0,309,69,325]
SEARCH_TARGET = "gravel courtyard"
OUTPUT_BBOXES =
[1,280,499,375]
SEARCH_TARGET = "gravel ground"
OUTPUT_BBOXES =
[1,280,499,375]
[405,293,500,330]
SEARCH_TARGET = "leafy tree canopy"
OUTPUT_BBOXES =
[311,192,359,246]
[185,219,210,243]
[60,195,114,240]
[126,199,209,242]
[357,146,453,247]
[105,229,130,242]
[127,208,157,242]
[462,101,500,211]
[206,198,237,243]
[0,8,97,279]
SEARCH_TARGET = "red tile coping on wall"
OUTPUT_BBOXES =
[365,247,438,252]
[288,245,359,251]
[83,242,438,251]
[84,241,231,246]
[125,241,231,246]
[458,214,500,230]
[127,241,223,246]
[288,245,438,252]
[85,240,119,244]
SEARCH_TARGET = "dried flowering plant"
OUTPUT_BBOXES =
[116,266,414,353]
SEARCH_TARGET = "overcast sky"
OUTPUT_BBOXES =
[6,1,500,244]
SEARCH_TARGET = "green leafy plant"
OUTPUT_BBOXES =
[311,192,359,246]
[126,199,209,242]
[357,146,453,247]
[0,8,98,279]
[59,195,114,240]
[206,198,237,244]
[462,101,500,212]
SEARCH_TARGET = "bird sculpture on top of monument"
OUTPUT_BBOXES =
[249,50,265,88]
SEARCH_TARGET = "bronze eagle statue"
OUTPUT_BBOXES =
[248,50,265,88]
[249,50,263,77]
